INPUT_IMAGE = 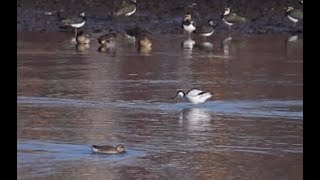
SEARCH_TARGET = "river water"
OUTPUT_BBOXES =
[17,32,303,180]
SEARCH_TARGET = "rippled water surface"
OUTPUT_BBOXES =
[17,32,303,179]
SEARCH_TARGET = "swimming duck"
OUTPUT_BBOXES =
[114,0,137,17]
[97,31,117,47]
[76,31,91,44]
[175,88,212,104]
[221,8,246,31]
[62,12,86,37]
[286,7,303,26]
[137,34,152,49]
[91,144,125,154]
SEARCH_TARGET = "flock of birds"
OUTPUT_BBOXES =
[59,0,303,154]
[61,0,303,53]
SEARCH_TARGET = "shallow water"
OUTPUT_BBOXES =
[17,32,303,180]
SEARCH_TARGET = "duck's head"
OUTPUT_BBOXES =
[116,144,125,152]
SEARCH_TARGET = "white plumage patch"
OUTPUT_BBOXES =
[183,23,196,33]
[71,21,85,28]
[287,15,298,23]
[200,30,214,37]
[125,7,136,16]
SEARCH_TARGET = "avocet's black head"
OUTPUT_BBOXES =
[176,90,185,98]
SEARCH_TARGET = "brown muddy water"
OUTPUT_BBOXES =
[17,32,303,180]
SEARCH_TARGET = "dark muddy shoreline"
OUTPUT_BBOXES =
[17,0,303,35]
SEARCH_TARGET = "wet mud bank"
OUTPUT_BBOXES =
[17,0,303,35]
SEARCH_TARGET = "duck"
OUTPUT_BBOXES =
[286,7,303,26]
[76,31,91,44]
[182,12,196,38]
[193,19,215,40]
[91,144,125,154]
[62,12,86,37]
[114,0,137,17]
[137,34,152,49]
[97,30,117,47]
[174,88,212,104]
[221,8,246,31]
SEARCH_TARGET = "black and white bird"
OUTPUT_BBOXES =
[114,0,137,17]
[221,8,246,31]
[182,12,196,38]
[194,19,215,40]
[174,88,212,104]
[62,12,86,37]
[286,7,303,26]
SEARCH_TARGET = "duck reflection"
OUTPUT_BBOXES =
[179,108,212,131]
[98,45,116,55]
[75,43,90,52]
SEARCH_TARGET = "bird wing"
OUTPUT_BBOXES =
[114,4,136,16]
[225,14,246,23]
[62,16,83,25]
[195,24,213,34]
[289,10,303,20]
[187,89,204,96]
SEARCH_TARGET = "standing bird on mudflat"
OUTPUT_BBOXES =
[62,12,86,37]
[221,8,246,31]
[182,12,196,39]
[114,0,137,17]
[193,19,215,41]
[286,7,303,26]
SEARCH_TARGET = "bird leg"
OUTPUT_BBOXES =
[74,28,77,37]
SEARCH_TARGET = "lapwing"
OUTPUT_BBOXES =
[62,12,86,37]
[221,8,246,31]
[182,12,196,38]
[114,0,137,17]
[286,7,303,26]
[193,19,215,40]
